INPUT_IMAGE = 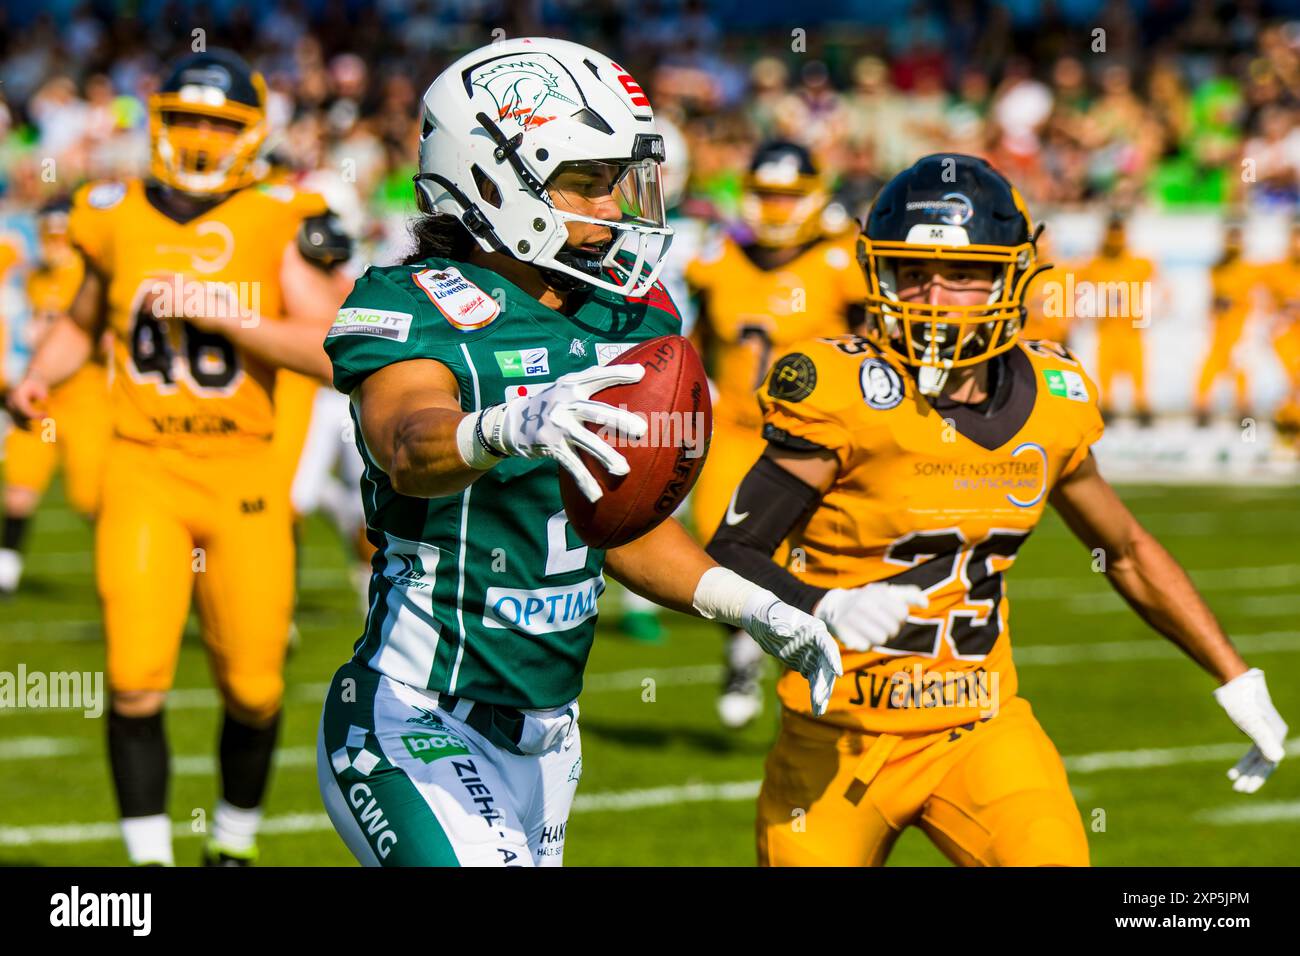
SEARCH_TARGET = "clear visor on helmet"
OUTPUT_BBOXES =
[544,159,672,296]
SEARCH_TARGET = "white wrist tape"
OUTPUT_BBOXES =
[454,410,503,471]
[692,566,775,629]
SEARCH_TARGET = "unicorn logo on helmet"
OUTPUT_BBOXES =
[471,58,580,132]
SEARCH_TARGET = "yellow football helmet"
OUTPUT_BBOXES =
[858,153,1047,373]
[740,140,829,248]
[148,49,268,196]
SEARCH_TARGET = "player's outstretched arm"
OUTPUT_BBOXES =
[705,447,927,651]
[604,516,842,715]
[1050,451,1288,791]
[6,269,103,425]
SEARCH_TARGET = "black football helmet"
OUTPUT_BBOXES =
[149,49,268,195]
[858,154,1046,371]
[741,140,829,247]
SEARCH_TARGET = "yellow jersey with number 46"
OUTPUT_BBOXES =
[68,178,326,453]
[759,335,1104,735]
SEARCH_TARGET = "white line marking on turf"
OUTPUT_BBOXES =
[0,737,87,759]
[572,779,761,812]
[4,737,1297,846]
[1196,801,1300,825]
[4,633,1297,719]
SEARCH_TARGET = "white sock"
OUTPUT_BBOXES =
[121,814,173,865]
[727,630,765,669]
[0,548,22,591]
[212,800,262,853]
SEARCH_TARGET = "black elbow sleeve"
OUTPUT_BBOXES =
[705,455,829,614]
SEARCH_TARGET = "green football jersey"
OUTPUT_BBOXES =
[325,256,682,709]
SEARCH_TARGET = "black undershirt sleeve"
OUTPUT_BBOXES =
[704,453,832,614]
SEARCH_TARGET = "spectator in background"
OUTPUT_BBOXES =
[1186,67,1247,205]
[1242,103,1300,209]
[945,66,991,156]
[989,57,1053,198]
[1084,64,1161,205]
[745,57,790,144]
[843,56,908,177]
[28,76,88,168]
[778,61,849,168]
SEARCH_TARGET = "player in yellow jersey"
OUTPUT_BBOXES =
[1076,214,1156,426]
[1019,233,1071,345]
[686,141,865,727]
[1194,224,1267,427]
[6,50,352,866]
[708,155,1287,866]
[1266,224,1300,445]
[0,200,109,594]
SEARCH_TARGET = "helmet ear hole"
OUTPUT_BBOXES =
[471,165,502,209]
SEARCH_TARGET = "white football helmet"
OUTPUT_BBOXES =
[414,37,673,297]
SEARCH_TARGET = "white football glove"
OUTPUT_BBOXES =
[814,584,929,652]
[740,592,843,716]
[1213,668,1288,793]
[470,363,647,502]
[692,567,843,716]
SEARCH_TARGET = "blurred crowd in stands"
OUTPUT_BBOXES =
[3,0,1300,229]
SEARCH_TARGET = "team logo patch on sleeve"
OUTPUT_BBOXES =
[860,358,905,409]
[767,353,817,402]
[328,307,414,342]
[1043,369,1089,403]
[412,267,501,331]
[86,182,126,209]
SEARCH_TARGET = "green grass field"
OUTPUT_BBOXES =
[1,477,1297,866]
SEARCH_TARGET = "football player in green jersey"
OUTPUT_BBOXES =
[316,37,929,866]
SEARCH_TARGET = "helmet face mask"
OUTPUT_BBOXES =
[863,239,1035,368]
[149,51,268,197]
[859,154,1045,372]
[413,38,674,297]
[741,140,828,248]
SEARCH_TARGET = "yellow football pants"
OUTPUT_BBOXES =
[1095,329,1147,414]
[96,438,294,724]
[1195,321,1249,413]
[3,363,110,516]
[757,696,1090,867]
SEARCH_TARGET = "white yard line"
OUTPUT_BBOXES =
[3,737,1297,847]
[3,633,1297,720]
[1196,801,1300,825]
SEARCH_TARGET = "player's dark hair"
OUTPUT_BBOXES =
[403,213,477,264]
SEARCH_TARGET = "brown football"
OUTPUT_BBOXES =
[560,335,713,549]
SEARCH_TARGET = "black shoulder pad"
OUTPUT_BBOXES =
[297,212,353,270]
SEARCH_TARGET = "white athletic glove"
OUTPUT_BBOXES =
[1213,668,1288,794]
[814,584,929,652]
[458,363,647,502]
[693,567,842,716]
